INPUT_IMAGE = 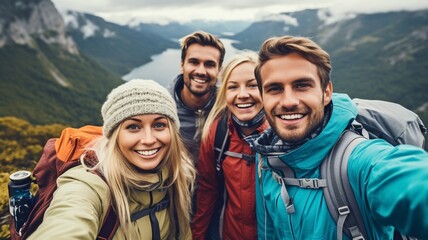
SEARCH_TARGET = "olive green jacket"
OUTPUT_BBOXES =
[28,165,191,239]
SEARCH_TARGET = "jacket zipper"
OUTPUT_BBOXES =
[194,109,205,141]
[289,213,296,240]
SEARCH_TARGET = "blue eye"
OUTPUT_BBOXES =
[153,122,167,129]
[267,86,282,94]
[295,83,311,90]
[126,124,140,130]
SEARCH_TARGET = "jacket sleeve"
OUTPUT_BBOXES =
[349,140,428,239]
[191,120,221,239]
[28,165,110,240]
[255,154,275,239]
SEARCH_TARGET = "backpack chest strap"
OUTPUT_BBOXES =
[272,171,328,215]
[130,198,169,222]
[130,198,170,240]
[224,150,255,165]
[282,177,327,189]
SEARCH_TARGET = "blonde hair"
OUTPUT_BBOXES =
[82,119,195,239]
[202,51,259,140]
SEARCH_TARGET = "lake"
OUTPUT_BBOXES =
[122,38,243,87]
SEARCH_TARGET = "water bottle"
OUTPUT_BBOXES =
[8,170,34,234]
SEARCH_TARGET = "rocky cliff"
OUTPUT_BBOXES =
[0,0,78,55]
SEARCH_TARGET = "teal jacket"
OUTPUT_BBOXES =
[249,93,428,239]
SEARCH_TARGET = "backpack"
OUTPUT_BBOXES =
[260,99,426,240]
[9,125,170,240]
[204,113,258,239]
[214,113,256,178]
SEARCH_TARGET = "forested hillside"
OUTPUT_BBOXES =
[0,117,67,239]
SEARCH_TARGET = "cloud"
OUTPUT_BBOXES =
[51,0,428,25]
[257,13,298,26]
[318,0,428,24]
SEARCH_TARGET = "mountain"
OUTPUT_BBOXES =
[130,20,251,40]
[130,21,195,40]
[184,20,251,37]
[231,9,428,131]
[64,11,178,75]
[232,9,323,49]
[0,0,123,127]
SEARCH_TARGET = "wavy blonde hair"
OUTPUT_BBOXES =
[202,50,259,140]
[82,118,195,239]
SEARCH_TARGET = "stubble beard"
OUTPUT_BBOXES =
[184,75,215,97]
[267,103,325,144]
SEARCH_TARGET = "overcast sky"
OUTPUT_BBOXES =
[51,0,428,25]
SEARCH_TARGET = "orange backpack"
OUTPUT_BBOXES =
[9,126,119,240]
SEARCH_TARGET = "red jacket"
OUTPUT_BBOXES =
[192,117,269,239]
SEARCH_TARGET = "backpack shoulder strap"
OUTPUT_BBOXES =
[97,205,119,240]
[212,113,231,239]
[92,171,119,240]
[320,129,367,240]
[214,113,256,168]
[214,113,230,175]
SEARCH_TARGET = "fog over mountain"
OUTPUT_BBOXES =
[1,0,427,133]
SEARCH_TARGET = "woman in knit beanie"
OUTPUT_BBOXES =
[29,79,195,240]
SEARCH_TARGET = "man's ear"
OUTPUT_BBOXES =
[180,62,184,74]
[323,81,333,106]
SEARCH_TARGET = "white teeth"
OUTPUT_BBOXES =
[136,149,159,156]
[280,114,303,120]
[193,78,206,83]
[237,103,253,108]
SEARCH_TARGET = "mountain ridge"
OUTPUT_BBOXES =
[0,2,427,129]
[0,0,123,127]
[64,10,178,75]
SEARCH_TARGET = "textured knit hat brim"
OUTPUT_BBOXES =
[101,79,179,137]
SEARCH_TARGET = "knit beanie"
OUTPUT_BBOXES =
[101,79,179,137]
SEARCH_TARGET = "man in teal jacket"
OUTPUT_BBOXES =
[246,36,428,239]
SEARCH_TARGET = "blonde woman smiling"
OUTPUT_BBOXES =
[29,80,196,240]
[192,51,269,240]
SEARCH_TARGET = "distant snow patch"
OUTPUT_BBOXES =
[81,20,99,39]
[259,13,298,26]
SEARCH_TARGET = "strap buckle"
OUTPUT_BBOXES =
[338,206,350,215]
[299,178,321,188]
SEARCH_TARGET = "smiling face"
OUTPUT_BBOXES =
[225,62,263,122]
[181,43,221,97]
[260,53,332,143]
[117,114,171,171]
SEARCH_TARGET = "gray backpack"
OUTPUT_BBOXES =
[262,99,426,240]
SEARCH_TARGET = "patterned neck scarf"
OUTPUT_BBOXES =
[245,102,333,155]
[232,109,265,128]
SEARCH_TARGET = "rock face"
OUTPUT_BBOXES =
[0,0,78,55]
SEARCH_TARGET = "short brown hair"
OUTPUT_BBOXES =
[180,31,226,67]
[255,36,331,94]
